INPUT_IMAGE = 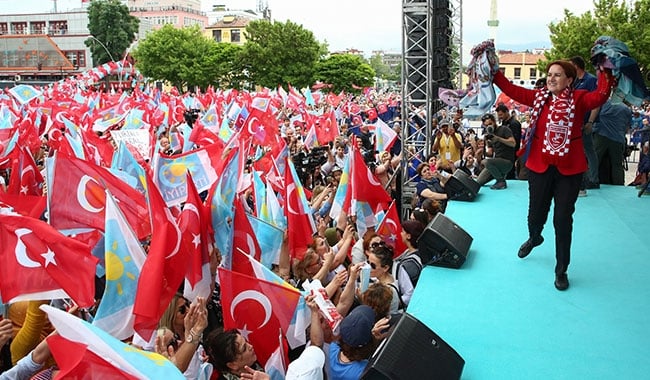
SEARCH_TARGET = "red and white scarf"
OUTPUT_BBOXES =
[520,86,576,160]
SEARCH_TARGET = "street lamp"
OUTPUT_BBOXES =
[87,35,115,64]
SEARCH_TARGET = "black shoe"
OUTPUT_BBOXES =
[586,182,600,189]
[555,273,569,291]
[490,181,507,190]
[517,236,544,258]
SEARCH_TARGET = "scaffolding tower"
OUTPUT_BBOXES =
[400,0,461,218]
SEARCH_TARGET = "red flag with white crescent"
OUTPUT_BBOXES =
[219,268,300,366]
[376,201,408,257]
[0,211,99,307]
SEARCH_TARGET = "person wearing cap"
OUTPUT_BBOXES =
[476,113,516,190]
[432,119,462,173]
[328,305,377,380]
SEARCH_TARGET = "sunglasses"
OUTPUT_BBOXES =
[371,241,386,250]
[367,261,377,270]
[178,302,191,315]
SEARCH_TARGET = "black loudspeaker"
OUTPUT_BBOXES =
[361,313,465,380]
[417,213,473,268]
[445,169,480,201]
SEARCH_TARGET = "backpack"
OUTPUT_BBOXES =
[393,253,423,290]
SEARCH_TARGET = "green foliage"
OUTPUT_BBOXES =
[543,0,650,83]
[368,54,392,80]
[85,0,139,66]
[314,54,375,94]
[132,25,242,91]
[239,20,324,88]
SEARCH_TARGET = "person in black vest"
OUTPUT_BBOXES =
[476,113,516,189]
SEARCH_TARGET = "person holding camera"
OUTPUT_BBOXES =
[432,119,462,173]
[476,113,516,189]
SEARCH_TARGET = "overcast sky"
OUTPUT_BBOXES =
[2,0,598,52]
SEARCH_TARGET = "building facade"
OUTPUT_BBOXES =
[0,4,152,86]
[127,0,207,30]
[497,51,546,88]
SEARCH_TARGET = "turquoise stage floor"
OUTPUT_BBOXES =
[408,180,650,379]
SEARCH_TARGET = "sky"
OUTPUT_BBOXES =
[2,0,598,54]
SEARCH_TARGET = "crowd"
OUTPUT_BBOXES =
[1,48,649,379]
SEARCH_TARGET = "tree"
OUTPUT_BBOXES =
[85,0,139,66]
[369,54,393,80]
[239,20,325,88]
[132,25,242,91]
[543,0,650,83]
[314,54,376,94]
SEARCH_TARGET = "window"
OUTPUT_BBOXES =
[30,21,46,34]
[213,30,222,42]
[0,23,7,35]
[64,51,86,68]
[529,67,537,79]
[231,29,240,43]
[49,21,68,35]
[11,22,27,35]
[513,67,521,79]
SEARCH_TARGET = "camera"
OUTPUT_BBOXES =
[292,146,329,183]
[484,125,495,140]
[183,108,201,128]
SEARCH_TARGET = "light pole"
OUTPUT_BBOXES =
[87,35,115,65]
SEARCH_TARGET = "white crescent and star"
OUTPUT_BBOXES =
[367,169,382,187]
[163,208,182,259]
[183,203,202,249]
[14,228,41,268]
[77,175,104,213]
[286,184,299,215]
[230,290,272,331]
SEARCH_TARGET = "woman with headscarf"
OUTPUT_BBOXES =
[492,57,615,291]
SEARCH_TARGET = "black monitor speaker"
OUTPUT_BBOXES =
[361,312,465,380]
[417,213,473,268]
[445,169,480,201]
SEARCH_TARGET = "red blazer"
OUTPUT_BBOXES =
[493,71,613,175]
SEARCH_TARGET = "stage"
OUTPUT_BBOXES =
[408,179,650,379]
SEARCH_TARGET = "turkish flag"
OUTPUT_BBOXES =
[284,159,315,260]
[377,103,389,115]
[325,92,343,107]
[219,268,301,366]
[6,146,43,196]
[376,201,408,257]
[366,107,378,121]
[179,172,210,295]
[48,155,151,240]
[240,107,279,147]
[0,211,99,307]
[0,191,46,218]
[47,335,139,380]
[133,172,186,341]
[233,196,262,262]
[315,111,339,144]
[350,146,392,211]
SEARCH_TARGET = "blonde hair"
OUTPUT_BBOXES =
[158,293,185,334]
[292,248,319,282]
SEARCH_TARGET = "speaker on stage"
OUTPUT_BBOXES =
[445,169,480,201]
[417,213,473,268]
[361,313,465,380]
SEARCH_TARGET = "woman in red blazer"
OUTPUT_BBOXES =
[493,60,614,291]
